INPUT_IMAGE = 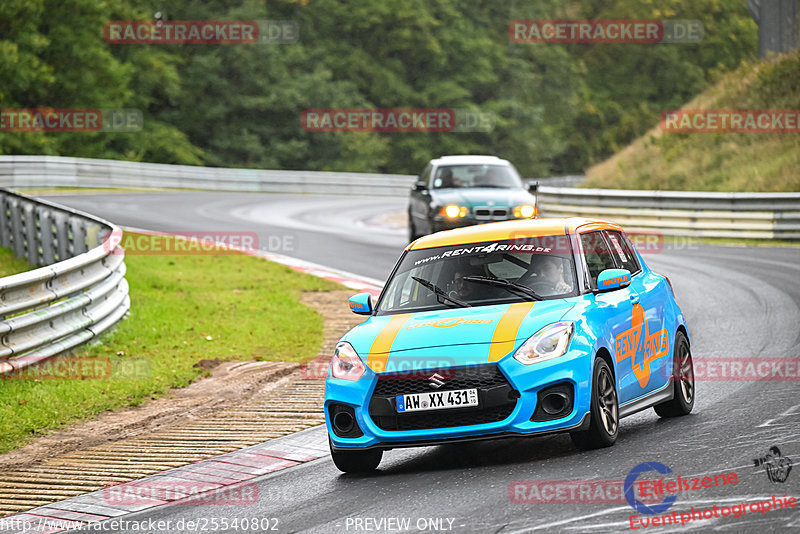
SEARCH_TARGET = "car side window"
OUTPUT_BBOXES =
[579,231,617,288]
[606,230,641,274]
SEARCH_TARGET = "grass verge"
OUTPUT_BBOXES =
[585,52,800,192]
[0,248,31,278]
[0,233,339,454]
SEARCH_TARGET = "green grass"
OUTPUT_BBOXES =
[0,233,339,454]
[585,52,800,192]
[0,248,31,277]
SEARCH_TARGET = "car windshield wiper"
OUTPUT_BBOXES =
[462,276,543,301]
[411,276,471,308]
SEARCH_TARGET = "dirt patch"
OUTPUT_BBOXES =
[0,290,361,473]
[193,358,223,371]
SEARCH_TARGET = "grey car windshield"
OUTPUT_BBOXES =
[432,165,523,189]
[377,237,578,315]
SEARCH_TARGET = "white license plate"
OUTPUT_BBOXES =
[396,388,479,413]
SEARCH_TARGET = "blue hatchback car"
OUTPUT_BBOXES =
[325,218,695,473]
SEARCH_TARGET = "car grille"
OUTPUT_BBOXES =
[376,406,516,431]
[475,208,509,221]
[369,364,517,431]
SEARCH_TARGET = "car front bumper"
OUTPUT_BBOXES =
[325,349,593,450]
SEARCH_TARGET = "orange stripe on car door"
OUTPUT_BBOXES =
[488,302,535,362]
[366,313,412,372]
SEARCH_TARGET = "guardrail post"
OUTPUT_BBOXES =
[85,223,101,249]
[53,212,70,262]
[69,216,87,256]
[22,202,39,266]
[0,193,11,250]
[8,198,24,259]
[39,207,56,266]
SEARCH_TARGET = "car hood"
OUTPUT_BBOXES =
[433,188,534,207]
[343,300,575,372]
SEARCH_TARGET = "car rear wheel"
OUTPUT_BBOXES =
[329,439,382,473]
[654,331,694,418]
[570,357,618,450]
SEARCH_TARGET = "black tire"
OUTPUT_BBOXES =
[570,358,619,451]
[654,331,694,418]
[329,440,382,473]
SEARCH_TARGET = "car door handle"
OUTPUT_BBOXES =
[630,294,640,305]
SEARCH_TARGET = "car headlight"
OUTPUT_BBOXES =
[439,205,468,218]
[331,342,366,380]
[513,321,574,364]
[513,204,536,218]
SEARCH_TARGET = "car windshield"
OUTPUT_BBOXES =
[432,164,523,190]
[377,237,577,314]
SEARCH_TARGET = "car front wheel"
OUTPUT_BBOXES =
[570,357,619,450]
[654,331,694,418]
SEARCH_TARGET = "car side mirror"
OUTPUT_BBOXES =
[527,181,539,194]
[348,293,374,315]
[596,269,632,292]
[412,181,428,192]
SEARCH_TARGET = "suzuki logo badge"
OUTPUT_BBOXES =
[428,373,446,389]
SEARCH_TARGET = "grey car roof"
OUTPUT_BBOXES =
[429,155,512,167]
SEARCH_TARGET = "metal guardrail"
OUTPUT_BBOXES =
[537,187,800,240]
[1,156,798,240]
[0,188,130,375]
[0,155,415,196]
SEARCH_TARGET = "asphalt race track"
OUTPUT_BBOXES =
[47,192,800,533]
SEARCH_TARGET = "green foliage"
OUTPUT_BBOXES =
[585,52,800,192]
[1,0,758,176]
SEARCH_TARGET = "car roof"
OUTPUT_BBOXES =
[429,155,511,166]
[407,217,624,250]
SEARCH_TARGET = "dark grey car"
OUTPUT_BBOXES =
[408,155,539,241]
